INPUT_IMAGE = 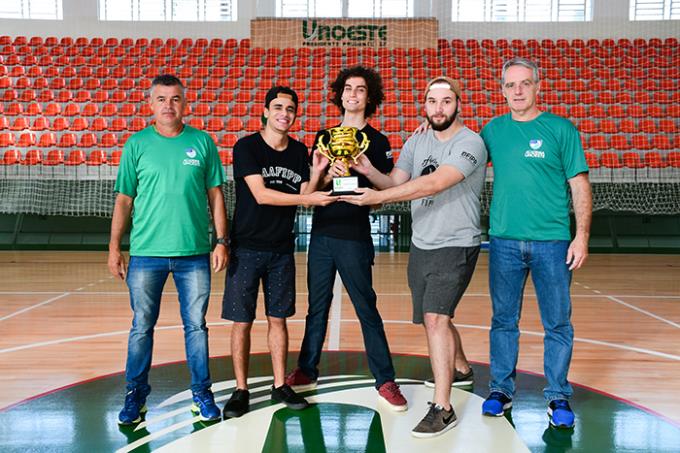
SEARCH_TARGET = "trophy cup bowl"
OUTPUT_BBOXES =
[316,126,371,195]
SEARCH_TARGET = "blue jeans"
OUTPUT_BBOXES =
[125,254,212,395]
[298,234,395,387]
[488,237,574,402]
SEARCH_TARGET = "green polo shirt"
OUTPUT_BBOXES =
[114,125,225,256]
[481,112,588,241]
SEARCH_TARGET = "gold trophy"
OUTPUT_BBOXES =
[316,126,371,195]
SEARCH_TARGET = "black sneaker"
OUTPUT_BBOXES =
[271,384,309,410]
[411,402,458,438]
[223,389,250,419]
[424,368,474,388]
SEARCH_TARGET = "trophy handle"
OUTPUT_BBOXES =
[315,134,335,163]
[350,131,370,164]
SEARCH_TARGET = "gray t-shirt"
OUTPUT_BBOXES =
[396,127,488,249]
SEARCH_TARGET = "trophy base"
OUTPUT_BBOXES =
[332,176,359,196]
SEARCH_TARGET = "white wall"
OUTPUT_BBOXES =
[0,0,676,41]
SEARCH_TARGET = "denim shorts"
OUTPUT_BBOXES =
[222,247,296,322]
[407,244,480,324]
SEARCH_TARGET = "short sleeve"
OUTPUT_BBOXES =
[560,121,589,179]
[233,137,262,178]
[114,140,138,198]
[395,135,415,176]
[442,137,488,178]
[203,134,226,188]
[368,133,393,175]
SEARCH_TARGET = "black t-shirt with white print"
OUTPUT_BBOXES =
[231,132,310,254]
[310,123,393,241]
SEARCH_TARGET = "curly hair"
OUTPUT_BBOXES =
[330,66,385,118]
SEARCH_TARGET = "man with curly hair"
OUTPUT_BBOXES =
[285,66,408,411]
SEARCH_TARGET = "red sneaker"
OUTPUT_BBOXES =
[378,381,408,411]
[284,367,318,392]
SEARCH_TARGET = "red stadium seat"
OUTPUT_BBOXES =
[206,118,224,132]
[600,152,622,168]
[128,118,146,132]
[109,118,127,132]
[219,134,238,149]
[225,118,244,132]
[383,119,401,133]
[64,149,86,165]
[31,117,49,131]
[589,135,609,150]
[58,133,77,148]
[645,151,667,168]
[1,149,21,165]
[22,149,43,165]
[219,150,233,166]
[667,152,680,168]
[86,150,107,166]
[599,119,617,134]
[17,132,36,147]
[651,135,672,150]
[584,152,600,168]
[622,152,644,168]
[38,133,57,147]
[631,135,652,150]
[79,133,97,148]
[50,117,69,131]
[109,150,122,166]
[387,134,404,150]
[9,117,29,131]
[0,132,15,147]
[89,117,107,131]
[245,118,261,132]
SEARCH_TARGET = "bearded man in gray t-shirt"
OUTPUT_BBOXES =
[342,76,487,438]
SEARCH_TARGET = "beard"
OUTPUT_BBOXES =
[426,104,459,131]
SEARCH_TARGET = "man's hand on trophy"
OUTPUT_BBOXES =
[305,190,338,207]
[349,154,375,178]
[329,159,349,178]
[311,149,330,174]
[339,187,382,206]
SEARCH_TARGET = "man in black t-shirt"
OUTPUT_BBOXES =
[284,67,408,411]
[221,86,336,419]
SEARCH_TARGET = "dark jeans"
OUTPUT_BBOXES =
[125,254,212,395]
[297,234,396,387]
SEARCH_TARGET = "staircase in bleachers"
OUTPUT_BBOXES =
[1,35,678,171]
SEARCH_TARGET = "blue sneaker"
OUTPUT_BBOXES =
[548,399,575,428]
[191,389,221,421]
[118,388,148,425]
[482,391,513,416]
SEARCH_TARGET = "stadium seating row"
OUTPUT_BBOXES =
[3,148,680,169]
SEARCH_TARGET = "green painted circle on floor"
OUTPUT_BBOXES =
[1,352,679,452]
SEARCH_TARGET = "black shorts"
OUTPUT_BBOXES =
[221,247,296,322]
[407,244,480,324]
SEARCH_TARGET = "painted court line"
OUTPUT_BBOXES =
[4,320,679,362]
[0,292,71,322]
[576,281,680,330]
[605,295,680,330]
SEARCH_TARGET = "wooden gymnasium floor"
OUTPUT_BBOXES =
[1,250,679,452]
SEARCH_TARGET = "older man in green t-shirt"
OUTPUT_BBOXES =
[108,75,228,425]
[480,58,592,429]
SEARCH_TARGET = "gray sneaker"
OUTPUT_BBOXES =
[424,368,474,388]
[411,402,458,438]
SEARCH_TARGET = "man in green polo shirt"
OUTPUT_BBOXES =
[480,58,592,429]
[108,74,228,425]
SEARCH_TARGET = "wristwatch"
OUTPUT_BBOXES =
[215,237,229,247]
